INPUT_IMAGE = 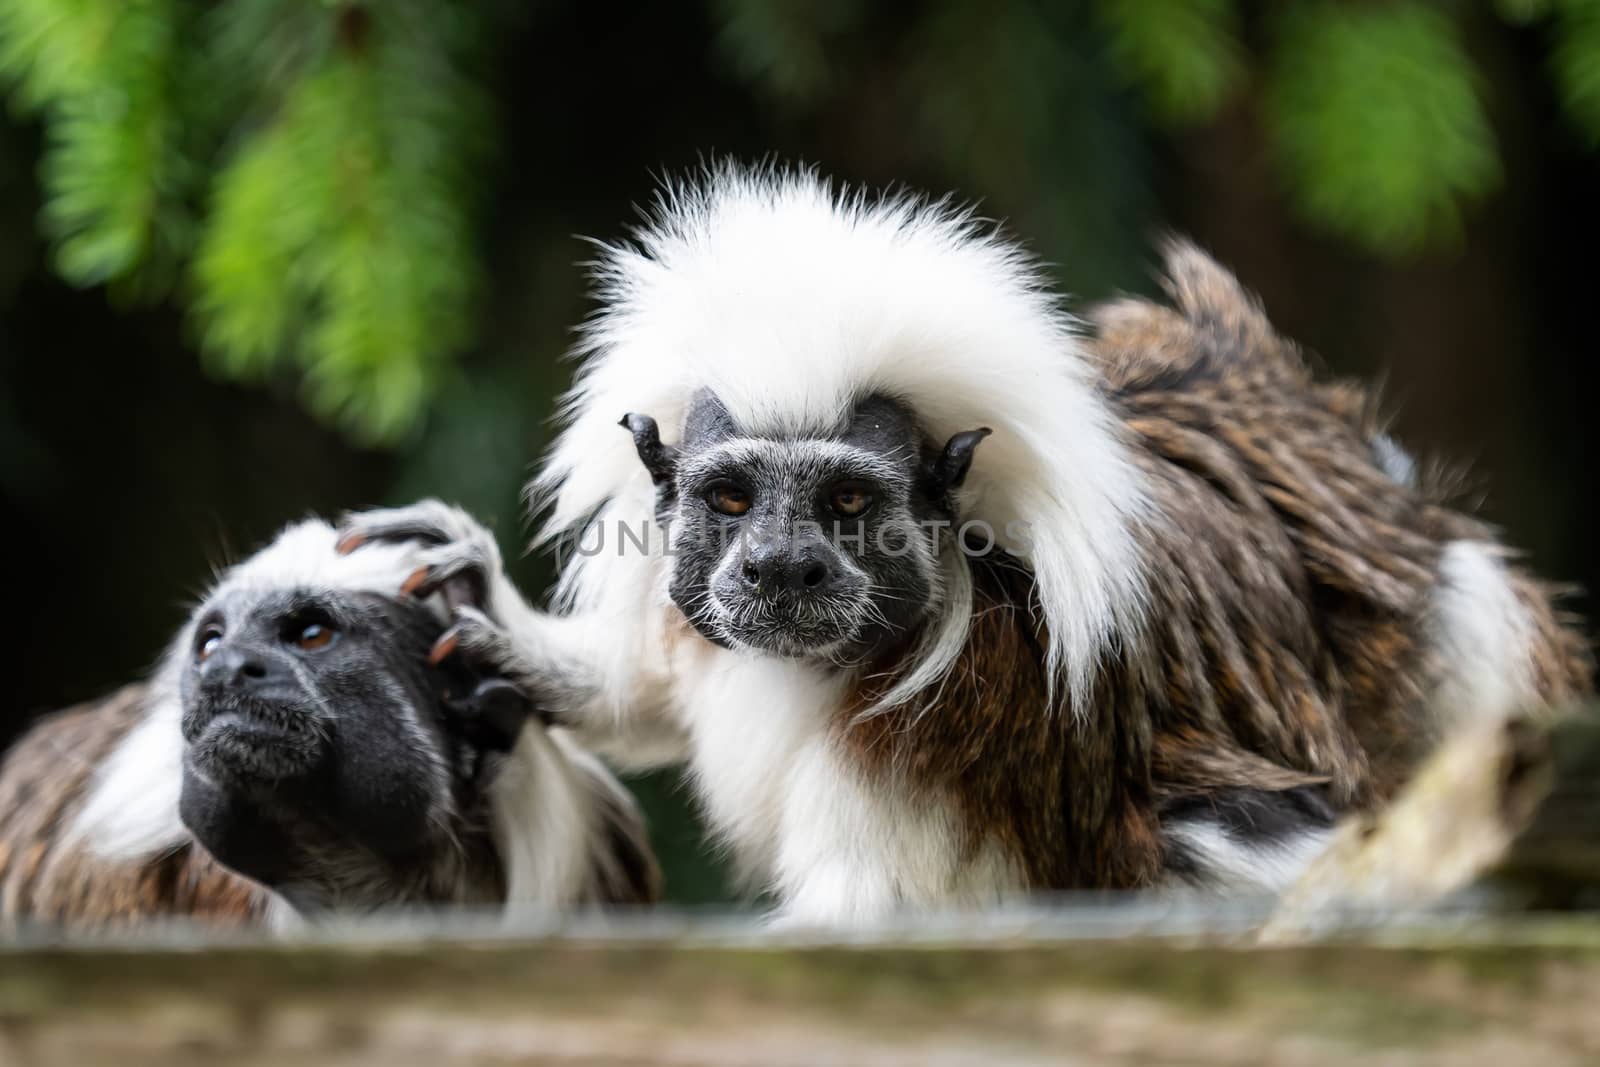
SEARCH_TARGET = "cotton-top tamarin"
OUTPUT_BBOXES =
[341,166,1592,924]
[0,519,656,929]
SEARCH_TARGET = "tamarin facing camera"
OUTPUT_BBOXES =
[342,165,1592,924]
[0,519,656,929]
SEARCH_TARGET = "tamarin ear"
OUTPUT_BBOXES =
[620,413,679,487]
[931,427,991,493]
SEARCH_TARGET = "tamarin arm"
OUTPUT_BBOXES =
[338,500,690,769]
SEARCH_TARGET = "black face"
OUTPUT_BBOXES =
[177,590,515,906]
[625,391,987,661]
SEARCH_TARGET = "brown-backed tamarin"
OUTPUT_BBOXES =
[341,164,1592,924]
[0,519,656,930]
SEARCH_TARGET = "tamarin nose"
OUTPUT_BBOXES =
[740,549,834,594]
[202,646,286,693]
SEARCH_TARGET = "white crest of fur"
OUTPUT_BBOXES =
[71,519,625,915]
[532,163,1150,710]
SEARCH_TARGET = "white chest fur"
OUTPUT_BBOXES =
[668,645,1022,923]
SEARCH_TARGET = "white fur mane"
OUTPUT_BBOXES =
[533,163,1150,710]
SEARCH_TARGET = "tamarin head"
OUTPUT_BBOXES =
[173,524,528,913]
[624,389,989,661]
[535,164,1151,709]
[51,517,658,924]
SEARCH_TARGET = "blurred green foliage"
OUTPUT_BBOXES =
[191,5,486,441]
[1098,0,1244,123]
[1266,2,1500,253]
[4,0,1600,440]
[0,0,487,442]
[1551,1,1600,144]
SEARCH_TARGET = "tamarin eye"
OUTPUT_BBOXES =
[281,608,340,651]
[829,484,875,517]
[295,622,337,651]
[196,626,224,661]
[706,482,752,516]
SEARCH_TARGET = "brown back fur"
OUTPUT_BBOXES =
[842,241,1593,890]
[0,686,266,930]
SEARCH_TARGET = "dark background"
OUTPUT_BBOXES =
[3,3,1597,903]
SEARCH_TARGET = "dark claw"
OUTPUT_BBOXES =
[336,513,455,553]
[438,573,482,612]
[401,566,432,597]
[428,626,462,666]
[400,564,486,611]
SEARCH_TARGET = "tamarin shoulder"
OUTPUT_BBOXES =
[1089,242,1593,789]
[837,242,1592,892]
[0,686,265,930]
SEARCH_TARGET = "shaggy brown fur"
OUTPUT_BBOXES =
[0,687,266,930]
[843,242,1593,890]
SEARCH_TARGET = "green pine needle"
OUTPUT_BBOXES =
[1098,0,1244,124]
[0,0,123,107]
[1552,0,1600,145]
[191,6,483,443]
[1496,0,1554,24]
[1266,2,1501,255]
[1,0,185,287]
[2,0,485,443]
